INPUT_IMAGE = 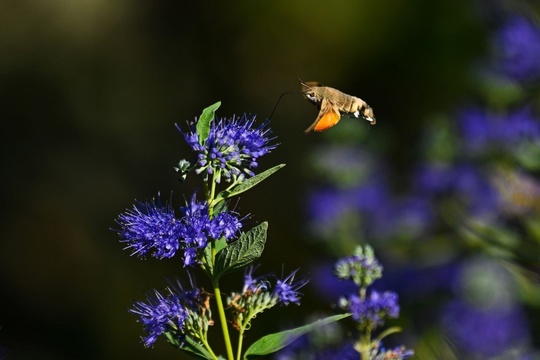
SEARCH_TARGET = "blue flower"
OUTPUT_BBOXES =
[341,290,400,329]
[459,106,540,151]
[493,106,540,144]
[242,265,270,294]
[413,164,456,195]
[442,300,529,356]
[495,16,540,81]
[178,114,277,183]
[178,194,242,267]
[116,194,242,266]
[116,199,182,259]
[274,270,308,305]
[129,280,203,347]
[452,164,498,218]
[458,107,493,151]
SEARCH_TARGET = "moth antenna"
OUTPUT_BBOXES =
[267,90,302,121]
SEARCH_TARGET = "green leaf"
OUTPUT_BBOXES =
[203,237,228,276]
[182,336,215,360]
[197,101,221,145]
[213,164,286,206]
[164,334,214,360]
[243,313,351,359]
[214,222,268,279]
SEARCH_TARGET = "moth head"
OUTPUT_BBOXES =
[298,78,322,104]
[362,105,376,125]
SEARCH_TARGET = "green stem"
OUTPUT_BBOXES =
[355,332,371,360]
[200,336,219,360]
[205,169,234,360]
[213,278,235,360]
[236,329,245,360]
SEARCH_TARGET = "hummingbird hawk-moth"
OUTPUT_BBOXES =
[300,80,376,133]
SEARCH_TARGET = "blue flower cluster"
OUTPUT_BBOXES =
[129,280,205,348]
[342,290,399,328]
[116,193,242,266]
[334,247,400,331]
[178,114,276,183]
[459,106,540,153]
[228,267,308,331]
[495,16,540,81]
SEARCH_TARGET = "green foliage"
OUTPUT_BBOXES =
[212,164,286,208]
[243,313,351,359]
[197,101,221,145]
[214,222,267,279]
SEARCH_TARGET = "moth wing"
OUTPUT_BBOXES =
[304,98,341,133]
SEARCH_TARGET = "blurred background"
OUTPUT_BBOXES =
[1,0,540,359]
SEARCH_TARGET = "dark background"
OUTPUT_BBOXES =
[0,1,513,359]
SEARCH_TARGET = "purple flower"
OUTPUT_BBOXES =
[341,290,400,329]
[413,164,456,195]
[369,195,434,239]
[116,199,182,259]
[178,194,242,266]
[458,107,493,151]
[274,270,308,306]
[178,114,277,183]
[495,16,540,81]
[129,280,203,347]
[242,265,269,294]
[459,106,540,151]
[310,262,358,303]
[452,164,498,218]
[493,106,540,144]
[442,300,529,356]
[115,193,242,266]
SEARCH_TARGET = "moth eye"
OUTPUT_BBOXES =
[306,93,317,101]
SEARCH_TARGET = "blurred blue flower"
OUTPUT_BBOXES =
[459,106,540,152]
[369,195,434,239]
[452,164,499,217]
[178,114,277,183]
[116,198,182,259]
[495,16,540,81]
[413,163,457,195]
[310,262,358,303]
[307,187,353,231]
[351,182,389,213]
[341,290,399,329]
[442,300,529,357]
[493,106,540,144]
[458,107,492,152]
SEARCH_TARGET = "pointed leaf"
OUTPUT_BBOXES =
[243,313,351,359]
[213,164,286,206]
[164,333,214,360]
[203,237,229,276]
[197,101,221,145]
[214,222,268,279]
[183,336,215,359]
